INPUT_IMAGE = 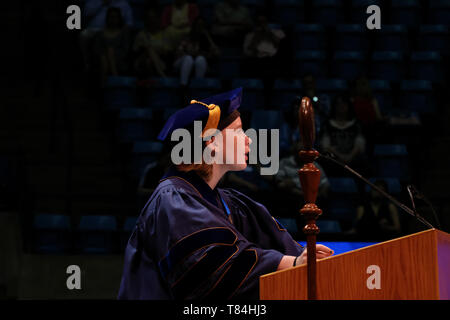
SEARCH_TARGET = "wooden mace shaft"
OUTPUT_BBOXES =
[297,96,322,300]
[306,234,317,299]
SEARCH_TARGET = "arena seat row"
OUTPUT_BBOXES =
[33,214,138,254]
[129,0,450,27]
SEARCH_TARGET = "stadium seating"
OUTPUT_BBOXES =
[293,24,327,51]
[131,141,164,178]
[327,177,359,223]
[428,0,450,25]
[272,79,302,110]
[333,25,369,52]
[373,144,410,180]
[147,77,181,109]
[417,25,449,53]
[371,51,405,82]
[104,76,136,109]
[350,0,382,24]
[33,214,71,254]
[271,0,305,26]
[294,51,327,78]
[250,109,283,130]
[77,215,118,254]
[369,79,392,113]
[399,80,434,114]
[189,78,222,100]
[315,78,348,99]
[365,177,402,194]
[311,0,345,27]
[117,108,154,142]
[390,0,421,27]
[409,51,443,83]
[232,78,265,110]
[373,25,409,52]
[331,51,366,81]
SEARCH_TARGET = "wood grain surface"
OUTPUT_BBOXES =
[260,229,450,300]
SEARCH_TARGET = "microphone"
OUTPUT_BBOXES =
[407,184,424,199]
[319,151,437,230]
[407,184,441,229]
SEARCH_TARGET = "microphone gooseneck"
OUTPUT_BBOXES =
[319,151,437,230]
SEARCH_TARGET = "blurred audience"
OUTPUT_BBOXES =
[243,13,286,107]
[276,139,330,202]
[300,74,331,134]
[80,0,134,69]
[242,14,285,74]
[173,17,220,87]
[132,9,171,79]
[350,76,387,149]
[350,76,383,126]
[348,179,401,241]
[161,0,199,51]
[280,103,300,157]
[138,152,172,207]
[319,94,367,172]
[211,0,253,46]
[93,7,132,86]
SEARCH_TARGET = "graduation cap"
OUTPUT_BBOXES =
[157,87,243,141]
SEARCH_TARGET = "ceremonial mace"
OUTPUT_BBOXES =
[297,97,322,300]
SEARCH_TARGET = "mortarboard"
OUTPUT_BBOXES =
[157,87,243,141]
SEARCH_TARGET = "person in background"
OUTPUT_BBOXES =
[137,152,172,208]
[132,9,171,79]
[319,94,366,170]
[243,13,286,108]
[160,0,199,51]
[243,14,285,69]
[350,76,386,150]
[173,17,220,88]
[211,0,253,46]
[281,74,331,154]
[93,7,132,86]
[350,76,383,127]
[300,73,331,133]
[80,0,133,70]
[275,139,330,216]
[279,102,300,157]
[348,179,401,241]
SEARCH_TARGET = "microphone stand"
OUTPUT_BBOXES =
[407,185,441,230]
[319,152,436,230]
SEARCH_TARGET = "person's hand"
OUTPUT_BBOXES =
[297,244,334,265]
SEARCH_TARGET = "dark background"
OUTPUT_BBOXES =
[1,0,449,299]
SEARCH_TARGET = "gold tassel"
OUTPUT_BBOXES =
[191,100,221,137]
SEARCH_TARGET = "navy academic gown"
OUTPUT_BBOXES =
[118,167,304,300]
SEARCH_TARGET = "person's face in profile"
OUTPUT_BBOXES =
[207,117,251,171]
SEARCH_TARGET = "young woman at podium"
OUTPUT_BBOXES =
[117,88,333,299]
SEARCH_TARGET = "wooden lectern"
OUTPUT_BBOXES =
[260,229,450,300]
